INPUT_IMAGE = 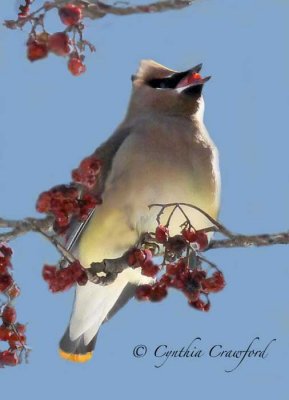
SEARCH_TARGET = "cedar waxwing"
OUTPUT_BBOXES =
[59,60,221,362]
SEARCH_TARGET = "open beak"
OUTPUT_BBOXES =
[173,64,211,93]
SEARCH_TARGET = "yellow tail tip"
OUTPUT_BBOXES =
[59,349,93,363]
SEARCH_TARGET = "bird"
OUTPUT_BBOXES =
[59,59,221,362]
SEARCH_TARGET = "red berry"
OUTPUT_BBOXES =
[182,228,197,242]
[0,350,19,366]
[202,271,225,293]
[149,284,167,302]
[195,231,209,251]
[135,284,152,300]
[72,156,102,188]
[155,225,169,243]
[0,244,13,258]
[189,72,202,82]
[77,270,88,286]
[189,298,210,312]
[166,259,186,277]
[78,194,99,220]
[48,32,71,56]
[42,265,56,282]
[127,250,137,266]
[36,192,51,212]
[68,56,86,76]
[0,325,11,341]
[55,211,69,227]
[27,40,48,62]
[134,249,152,265]
[166,235,187,254]
[15,323,26,334]
[59,4,83,26]
[166,263,180,276]
[0,251,12,271]
[183,289,200,302]
[9,332,26,349]
[2,306,17,325]
[0,273,13,292]
[191,268,207,282]
[141,260,159,277]
[170,277,185,289]
[176,71,203,89]
[71,170,81,183]
[159,274,172,286]
[6,284,21,299]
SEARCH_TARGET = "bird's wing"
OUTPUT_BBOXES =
[60,125,132,259]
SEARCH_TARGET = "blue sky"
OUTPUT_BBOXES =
[1,0,289,398]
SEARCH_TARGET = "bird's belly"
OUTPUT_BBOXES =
[125,162,219,237]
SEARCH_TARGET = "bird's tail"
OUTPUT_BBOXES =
[59,271,141,362]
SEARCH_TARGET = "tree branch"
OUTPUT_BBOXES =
[1,205,289,286]
[0,216,53,241]
[5,0,195,27]
[209,232,289,250]
[78,0,194,19]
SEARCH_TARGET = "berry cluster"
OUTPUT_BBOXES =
[132,224,225,311]
[18,0,33,18]
[0,243,28,367]
[36,155,101,233]
[42,261,88,293]
[36,184,100,233]
[0,244,20,301]
[71,156,102,190]
[128,248,159,278]
[7,2,95,76]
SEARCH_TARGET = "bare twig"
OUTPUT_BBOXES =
[0,216,53,241]
[149,202,235,238]
[209,232,289,250]
[79,0,194,19]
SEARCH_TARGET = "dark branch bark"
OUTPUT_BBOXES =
[79,0,194,19]
[209,232,289,249]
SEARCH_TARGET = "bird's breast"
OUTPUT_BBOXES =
[103,116,221,236]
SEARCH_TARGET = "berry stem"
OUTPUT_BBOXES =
[149,202,235,238]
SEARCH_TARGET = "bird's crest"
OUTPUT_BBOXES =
[134,59,176,82]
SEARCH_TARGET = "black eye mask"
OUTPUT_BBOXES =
[147,70,191,89]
